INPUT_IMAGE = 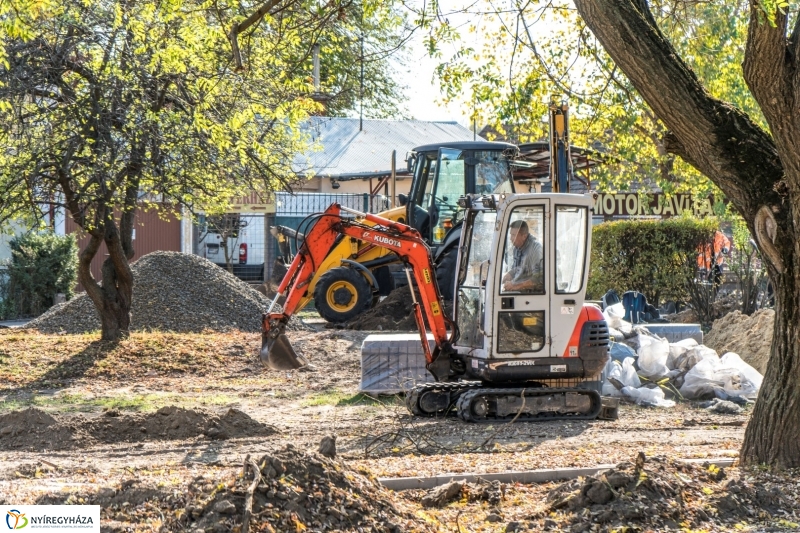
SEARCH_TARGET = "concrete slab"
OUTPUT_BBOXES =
[378,457,737,491]
[0,319,30,328]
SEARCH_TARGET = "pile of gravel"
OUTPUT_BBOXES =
[27,251,296,334]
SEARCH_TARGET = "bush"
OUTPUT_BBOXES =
[588,217,719,307]
[0,232,78,319]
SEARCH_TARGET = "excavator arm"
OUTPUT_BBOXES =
[261,203,455,380]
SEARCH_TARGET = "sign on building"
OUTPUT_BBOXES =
[593,192,716,218]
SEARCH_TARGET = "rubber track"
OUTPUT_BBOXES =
[405,382,483,416]
[455,388,602,423]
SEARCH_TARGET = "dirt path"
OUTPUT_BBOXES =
[0,325,782,532]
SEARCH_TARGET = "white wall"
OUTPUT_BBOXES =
[0,221,27,264]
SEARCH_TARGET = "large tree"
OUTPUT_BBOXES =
[0,0,341,340]
[570,0,797,468]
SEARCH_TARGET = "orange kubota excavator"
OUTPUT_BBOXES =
[261,190,614,422]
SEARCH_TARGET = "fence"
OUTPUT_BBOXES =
[274,192,388,215]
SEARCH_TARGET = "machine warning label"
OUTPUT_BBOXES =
[561,306,575,314]
[423,268,432,284]
[550,365,567,372]
[431,301,441,315]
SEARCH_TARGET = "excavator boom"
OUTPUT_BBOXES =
[261,203,455,378]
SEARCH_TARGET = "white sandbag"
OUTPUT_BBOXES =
[679,354,760,400]
[622,385,676,408]
[720,352,763,392]
[620,357,641,388]
[637,335,670,378]
[603,303,625,329]
[667,338,699,369]
[602,359,622,397]
[671,345,716,374]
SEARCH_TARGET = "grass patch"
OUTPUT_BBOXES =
[301,390,399,407]
[0,391,239,414]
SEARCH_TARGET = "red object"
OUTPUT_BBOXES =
[239,243,248,264]
[562,304,604,358]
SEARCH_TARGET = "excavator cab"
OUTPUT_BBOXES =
[451,193,608,383]
[401,142,517,299]
[406,142,517,246]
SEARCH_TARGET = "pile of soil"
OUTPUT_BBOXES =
[27,252,303,334]
[346,287,419,331]
[705,309,774,374]
[540,453,791,532]
[0,406,274,450]
[170,444,434,532]
[346,287,453,331]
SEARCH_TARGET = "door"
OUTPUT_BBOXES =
[491,199,550,357]
[429,148,465,244]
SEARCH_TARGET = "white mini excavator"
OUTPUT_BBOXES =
[259,189,613,422]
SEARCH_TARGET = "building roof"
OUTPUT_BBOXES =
[296,117,480,179]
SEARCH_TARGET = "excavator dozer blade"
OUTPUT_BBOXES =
[260,333,305,370]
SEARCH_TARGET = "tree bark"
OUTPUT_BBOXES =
[573,0,800,468]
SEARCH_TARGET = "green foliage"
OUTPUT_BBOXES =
[423,1,759,195]
[0,232,77,319]
[588,217,718,306]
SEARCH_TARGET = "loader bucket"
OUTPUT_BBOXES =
[260,333,305,370]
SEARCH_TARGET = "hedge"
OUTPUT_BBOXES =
[0,232,78,319]
[587,217,719,306]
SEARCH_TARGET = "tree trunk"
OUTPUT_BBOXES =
[573,0,800,468]
[76,212,136,342]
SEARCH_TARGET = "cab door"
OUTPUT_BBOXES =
[489,198,551,358]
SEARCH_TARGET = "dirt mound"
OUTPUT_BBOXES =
[175,444,433,532]
[346,287,452,331]
[705,309,774,374]
[0,406,273,450]
[542,453,790,531]
[346,287,418,331]
[0,408,80,450]
[27,251,304,334]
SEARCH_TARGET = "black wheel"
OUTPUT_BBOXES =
[313,267,373,323]
[435,245,458,302]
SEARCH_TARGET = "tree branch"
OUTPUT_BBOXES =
[742,2,789,128]
[229,0,285,70]
[573,0,783,223]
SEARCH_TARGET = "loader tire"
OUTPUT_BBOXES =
[435,245,457,302]
[314,267,373,323]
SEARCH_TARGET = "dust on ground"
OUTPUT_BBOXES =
[705,309,774,374]
[0,325,794,532]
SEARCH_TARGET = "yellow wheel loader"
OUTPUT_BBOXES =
[272,141,520,323]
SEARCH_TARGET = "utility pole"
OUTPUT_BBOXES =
[359,34,364,132]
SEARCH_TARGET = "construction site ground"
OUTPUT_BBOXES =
[1,320,797,532]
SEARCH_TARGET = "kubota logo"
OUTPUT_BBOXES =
[361,231,401,248]
[6,510,27,530]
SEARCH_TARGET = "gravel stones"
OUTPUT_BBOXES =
[0,406,274,450]
[27,251,303,334]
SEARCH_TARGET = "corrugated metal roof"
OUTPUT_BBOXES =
[295,117,480,179]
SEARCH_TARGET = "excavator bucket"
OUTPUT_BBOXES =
[260,333,306,370]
